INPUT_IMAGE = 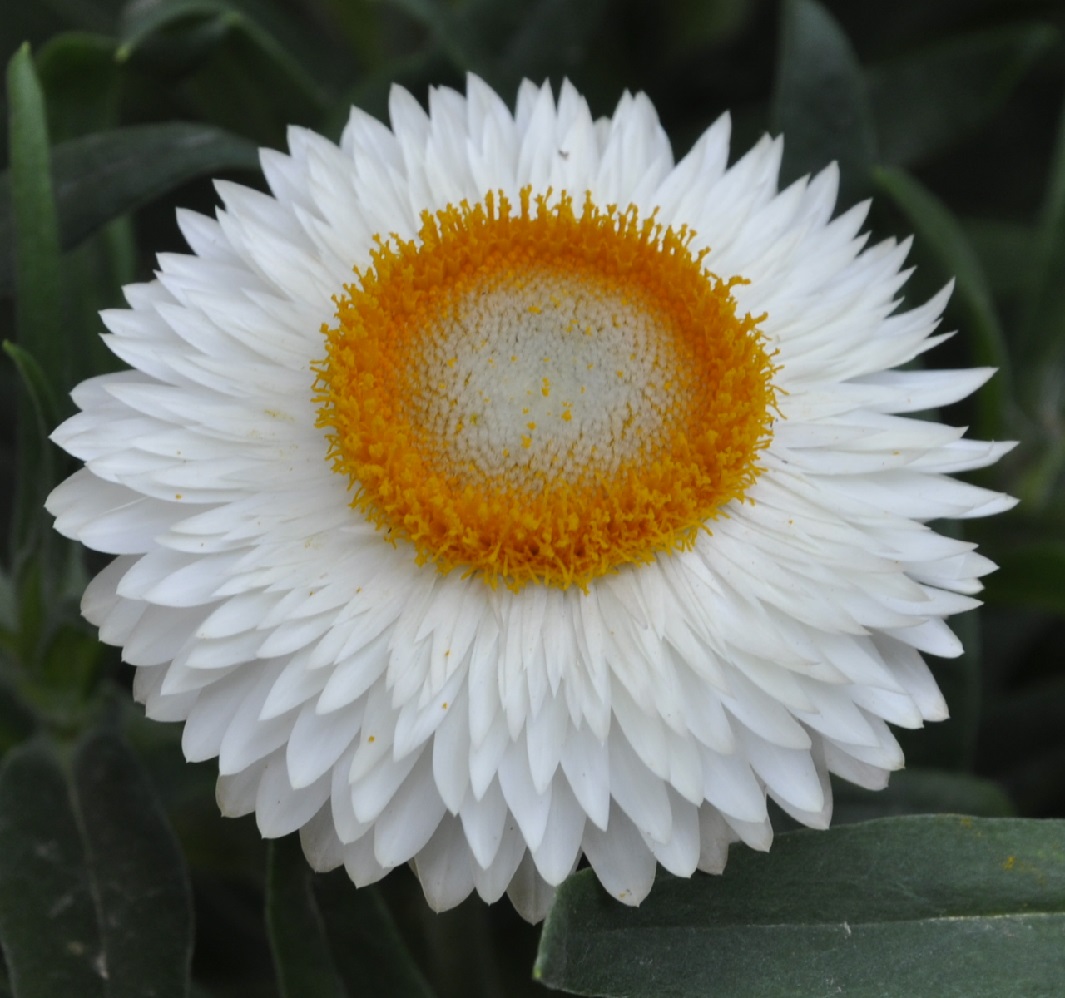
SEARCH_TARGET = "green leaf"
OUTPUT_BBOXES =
[963,219,1037,299]
[0,0,118,105]
[771,0,876,207]
[0,123,261,294]
[117,0,238,61]
[2,343,62,575]
[36,32,122,142]
[267,836,437,998]
[0,672,36,758]
[536,816,1065,998]
[121,703,266,883]
[314,871,438,998]
[0,740,107,998]
[7,561,46,676]
[118,8,232,76]
[73,729,194,997]
[874,166,1012,441]
[266,837,349,998]
[117,0,333,141]
[6,45,63,375]
[34,624,108,723]
[3,343,62,454]
[35,33,135,383]
[6,45,64,575]
[60,218,138,385]
[869,23,1057,168]
[0,733,193,998]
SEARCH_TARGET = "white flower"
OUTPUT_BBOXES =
[48,76,1013,922]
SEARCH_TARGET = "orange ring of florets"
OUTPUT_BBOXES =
[314,187,777,591]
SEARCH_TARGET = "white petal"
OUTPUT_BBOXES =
[473,823,527,904]
[373,751,447,867]
[286,701,359,789]
[582,804,657,906]
[560,723,611,830]
[530,778,585,885]
[413,814,476,912]
[256,755,330,838]
[460,779,509,869]
[645,792,701,877]
[300,804,346,871]
[506,851,556,923]
[497,741,552,853]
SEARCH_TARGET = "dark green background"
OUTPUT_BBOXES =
[3,1,1065,995]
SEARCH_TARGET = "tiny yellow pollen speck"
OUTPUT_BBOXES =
[528,304,542,314]
[367,735,376,743]
[527,422,537,431]
[1004,855,1016,871]
[521,434,532,449]
[441,702,449,710]
[561,410,572,422]
[175,494,183,500]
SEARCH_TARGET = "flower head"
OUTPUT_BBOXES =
[48,76,1014,921]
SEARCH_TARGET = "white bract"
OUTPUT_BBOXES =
[48,76,1013,921]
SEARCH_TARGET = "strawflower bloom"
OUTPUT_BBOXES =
[48,76,1014,921]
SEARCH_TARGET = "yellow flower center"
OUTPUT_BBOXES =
[314,187,776,590]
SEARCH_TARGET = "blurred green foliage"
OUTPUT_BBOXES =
[2,0,1065,995]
